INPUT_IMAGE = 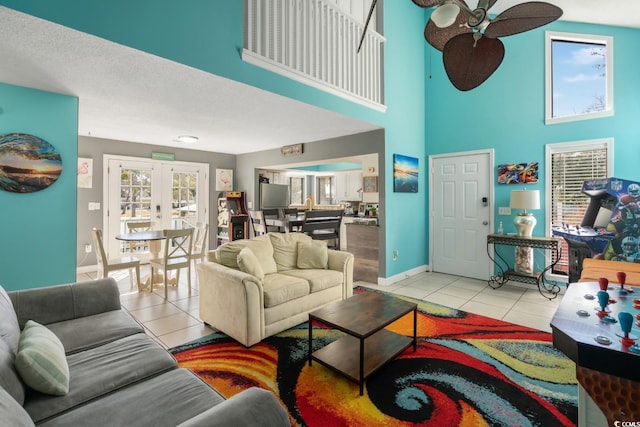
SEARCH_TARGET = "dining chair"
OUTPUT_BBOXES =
[283,208,303,232]
[302,210,343,249]
[125,220,154,257]
[249,210,267,236]
[149,228,194,299]
[189,222,209,285]
[91,228,142,290]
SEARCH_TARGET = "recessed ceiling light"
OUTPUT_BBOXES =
[177,135,198,144]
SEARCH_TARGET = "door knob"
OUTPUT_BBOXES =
[482,221,488,225]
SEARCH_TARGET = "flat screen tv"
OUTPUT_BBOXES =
[260,183,289,209]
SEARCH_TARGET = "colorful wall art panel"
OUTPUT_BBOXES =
[497,162,538,185]
[393,154,419,193]
[0,133,63,193]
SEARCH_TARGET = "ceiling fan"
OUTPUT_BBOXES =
[358,0,563,91]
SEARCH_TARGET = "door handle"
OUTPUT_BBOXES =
[482,221,488,225]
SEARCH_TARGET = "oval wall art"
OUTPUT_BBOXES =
[0,133,63,193]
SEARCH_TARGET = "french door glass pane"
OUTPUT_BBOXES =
[172,171,198,229]
[119,168,152,253]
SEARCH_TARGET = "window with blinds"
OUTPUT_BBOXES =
[550,146,609,227]
[546,139,612,274]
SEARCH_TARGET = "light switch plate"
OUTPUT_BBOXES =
[498,207,511,215]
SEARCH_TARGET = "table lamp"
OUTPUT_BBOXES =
[510,189,540,237]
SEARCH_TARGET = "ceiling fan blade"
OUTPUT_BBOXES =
[443,33,505,91]
[484,2,563,38]
[357,0,378,53]
[412,0,444,8]
[425,12,472,51]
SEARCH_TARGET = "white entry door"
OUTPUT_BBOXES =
[104,155,208,259]
[430,151,493,280]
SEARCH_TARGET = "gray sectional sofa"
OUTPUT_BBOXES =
[0,278,290,426]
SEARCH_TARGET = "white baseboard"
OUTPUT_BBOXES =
[377,264,429,286]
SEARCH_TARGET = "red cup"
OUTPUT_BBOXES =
[598,277,609,291]
[617,271,627,286]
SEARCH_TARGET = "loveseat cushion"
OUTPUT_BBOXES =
[38,369,225,427]
[269,232,312,271]
[218,235,277,274]
[24,333,177,423]
[262,273,310,308]
[45,309,144,355]
[15,321,69,396]
[279,269,344,293]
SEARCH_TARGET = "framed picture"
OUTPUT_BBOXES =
[0,133,62,193]
[77,157,93,189]
[358,204,367,217]
[393,154,418,193]
[497,162,538,184]
[362,176,378,193]
[215,168,233,191]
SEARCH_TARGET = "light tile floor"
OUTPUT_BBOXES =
[77,268,563,349]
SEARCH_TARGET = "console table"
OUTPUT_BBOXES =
[486,234,562,299]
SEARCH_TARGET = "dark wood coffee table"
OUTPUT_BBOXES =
[308,291,417,395]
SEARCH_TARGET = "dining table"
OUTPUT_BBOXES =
[115,230,168,288]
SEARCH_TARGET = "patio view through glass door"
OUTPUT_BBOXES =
[105,156,208,260]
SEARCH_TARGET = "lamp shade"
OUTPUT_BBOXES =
[510,190,540,210]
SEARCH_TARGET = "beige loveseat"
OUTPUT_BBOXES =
[197,232,354,347]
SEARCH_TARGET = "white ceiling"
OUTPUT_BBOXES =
[0,2,637,155]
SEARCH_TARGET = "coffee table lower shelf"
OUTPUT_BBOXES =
[310,328,413,396]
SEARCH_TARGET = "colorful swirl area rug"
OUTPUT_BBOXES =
[170,288,578,427]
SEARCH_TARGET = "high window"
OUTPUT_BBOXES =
[545,32,613,125]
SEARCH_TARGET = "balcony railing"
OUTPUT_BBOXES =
[243,0,385,111]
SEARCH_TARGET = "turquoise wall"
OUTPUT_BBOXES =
[382,2,427,275]
[0,83,78,290]
[425,18,640,238]
[1,0,428,278]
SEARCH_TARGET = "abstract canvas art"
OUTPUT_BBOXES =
[497,162,539,184]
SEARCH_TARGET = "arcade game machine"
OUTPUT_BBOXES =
[216,191,249,247]
[553,177,640,280]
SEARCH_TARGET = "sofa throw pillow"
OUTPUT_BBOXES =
[15,320,70,396]
[237,247,265,281]
[270,232,312,271]
[219,235,277,274]
[297,240,329,269]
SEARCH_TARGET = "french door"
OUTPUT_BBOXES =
[104,155,208,259]
[430,150,493,280]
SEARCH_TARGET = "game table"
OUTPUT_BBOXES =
[551,279,639,424]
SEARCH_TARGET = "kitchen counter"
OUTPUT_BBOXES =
[345,223,379,283]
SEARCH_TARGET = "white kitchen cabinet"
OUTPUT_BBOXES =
[336,170,362,201]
